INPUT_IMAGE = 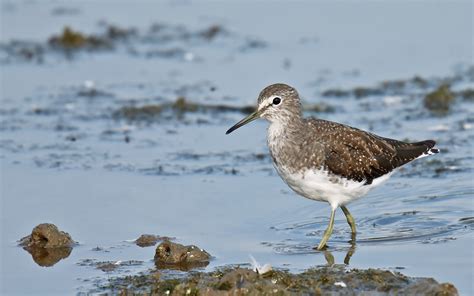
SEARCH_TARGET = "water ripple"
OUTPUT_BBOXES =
[268,210,471,254]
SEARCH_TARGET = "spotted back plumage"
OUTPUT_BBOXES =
[262,83,439,185]
[307,119,438,184]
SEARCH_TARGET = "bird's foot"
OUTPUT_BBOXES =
[313,243,328,251]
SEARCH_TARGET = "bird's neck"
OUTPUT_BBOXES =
[267,116,304,152]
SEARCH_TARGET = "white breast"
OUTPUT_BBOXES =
[274,164,392,209]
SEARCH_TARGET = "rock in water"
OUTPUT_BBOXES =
[18,223,75,267]
[154,240,211,270]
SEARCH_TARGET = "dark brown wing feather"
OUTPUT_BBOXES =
[311,119,437,184]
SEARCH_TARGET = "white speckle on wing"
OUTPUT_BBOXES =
[417,148,440,159]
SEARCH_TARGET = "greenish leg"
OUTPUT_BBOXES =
[341,205,357,237]
[343,242,356,265]
[323,250,335,266]
[316,208,336,250]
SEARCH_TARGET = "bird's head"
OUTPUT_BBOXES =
[226,83,302,134]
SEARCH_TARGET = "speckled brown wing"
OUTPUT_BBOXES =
[310,119,437,184]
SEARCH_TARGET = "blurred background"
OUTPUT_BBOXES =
[1,1,473,295]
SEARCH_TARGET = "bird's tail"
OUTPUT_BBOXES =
[414,140,439,158]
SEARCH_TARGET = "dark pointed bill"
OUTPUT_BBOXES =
[226,107,265,134]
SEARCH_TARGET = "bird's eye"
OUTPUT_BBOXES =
[272,97,281,105]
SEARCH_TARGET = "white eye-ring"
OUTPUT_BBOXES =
[268,95,282,106]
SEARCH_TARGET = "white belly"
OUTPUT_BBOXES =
[274,164,392,209]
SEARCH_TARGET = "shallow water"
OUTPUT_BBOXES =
[1,1,473,295]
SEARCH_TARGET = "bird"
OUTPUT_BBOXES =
[225,83,439,250]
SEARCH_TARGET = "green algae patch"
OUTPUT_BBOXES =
[112,98,254,122]
[424,84,455,113]
[1,22,230,63]
[113,105,164,121]
[411,75,429,88]
[320,85,388,99]
[113,97,335,123]
[353,87,384,98]
[456,88,474,101]
[48,26,112,50]
[321,89,351,98]
[172,97,199,113]
[319,71,469,100]
[50,27,88,48]
[303,103,336,113]
[94,265,458,295]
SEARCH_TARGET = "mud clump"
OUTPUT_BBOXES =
[424,84,455,112]
[18,223,75,267]
[135,234,173,247]
[19,223,75,248]
[99,265,458,295]
[154,240,211,270]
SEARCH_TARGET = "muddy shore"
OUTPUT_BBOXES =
[91,264,458,295]
[18,224,459,295]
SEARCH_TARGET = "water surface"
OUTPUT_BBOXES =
[1,1,473,295]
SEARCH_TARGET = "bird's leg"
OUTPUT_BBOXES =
[316,207,336,250]
[323,250,335,266]
[341,205,357,241]
[343,241,356,265]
